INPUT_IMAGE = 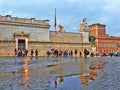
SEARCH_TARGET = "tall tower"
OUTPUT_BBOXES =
[88,23,106,52]
[89,23,106,37]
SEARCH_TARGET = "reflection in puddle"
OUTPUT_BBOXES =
[49,58,106,90]
[22,57,30,89]
[89,72,97,80]
[50,75,82,90]
[89,60,107,71]
[49,71,98,90]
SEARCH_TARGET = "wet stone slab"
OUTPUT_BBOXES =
[0,57,120,90]
[84,58,120,90]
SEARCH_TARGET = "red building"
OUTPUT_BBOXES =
[89,23,120,53]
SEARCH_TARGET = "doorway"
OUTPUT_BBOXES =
[18,39,25,49]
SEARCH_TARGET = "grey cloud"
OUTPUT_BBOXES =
[0,0,120,36]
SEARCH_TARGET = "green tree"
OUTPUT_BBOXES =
[89,36,96,47]
[89,36,96,42]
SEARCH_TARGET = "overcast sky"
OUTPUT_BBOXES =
[0,0,120,36]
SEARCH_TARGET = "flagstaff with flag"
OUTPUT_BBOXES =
[54,8,57,31]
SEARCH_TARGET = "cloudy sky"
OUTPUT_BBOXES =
[0,0,120,36]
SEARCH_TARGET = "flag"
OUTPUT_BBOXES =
[54,8,57,30]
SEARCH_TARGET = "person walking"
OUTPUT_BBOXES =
[79,51,82,57]
[30,49,34,59]
[14,48,18,57]
[84,48,89,58]
[74,49,78,57]
[35,49,38,58]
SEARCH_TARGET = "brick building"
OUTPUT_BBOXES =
[89,23,120,53]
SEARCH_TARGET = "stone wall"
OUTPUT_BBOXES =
[0,31,90,57]
[0,41,15,56]
[0,24,50,42]
[0,32,90,57]
[49,31,84,56]
[50,31,83,43]
[0,15,50,42]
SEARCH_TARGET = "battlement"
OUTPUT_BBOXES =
[0,15,49,26]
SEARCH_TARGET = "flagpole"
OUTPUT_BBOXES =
[54,8,57,31]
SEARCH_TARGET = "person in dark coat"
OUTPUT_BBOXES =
[35,49,38,56]
[84,48,89,58]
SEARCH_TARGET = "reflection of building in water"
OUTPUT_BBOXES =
[22,57,30,89]
[79,58,98,86]
[80,73,89,86]
[95,62,106,70]
[80,58,90,77]
[80,59,106,86]
[80,71,98,86]
[59,76,64,83]
[89,72,97,80]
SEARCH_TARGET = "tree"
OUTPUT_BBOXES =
[89,36,96,47]
[89,36,96,42]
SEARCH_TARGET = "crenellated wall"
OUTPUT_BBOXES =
[0,15,49,26]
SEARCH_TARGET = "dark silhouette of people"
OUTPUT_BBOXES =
[14,48,18,57]
[35,49,38,56]
[84,48,89,58]
[30,49,34,59]
[90,52,94,57]
[70,50,73,57]
[74,49,78,57]
[35,49,38,59]
[79,51,82,57]
[54,80,57,88]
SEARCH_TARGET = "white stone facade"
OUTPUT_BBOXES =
[0,15,90,56]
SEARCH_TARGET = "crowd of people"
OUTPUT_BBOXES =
[90,51,120,57]
[14,48,38,58]
[46,48,84,58]
[14,48,120,58]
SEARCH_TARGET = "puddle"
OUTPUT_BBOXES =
[49,58,107,90]
[49,72,98,90]
[49,75,82,90]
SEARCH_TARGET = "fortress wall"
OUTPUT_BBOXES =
[0,33,89,57]
[28,41,84,57]
[0,41,15,56]
[0,40,84,57]
[50,31,83,43]
[0,15,50,42]
[0,25,50,42]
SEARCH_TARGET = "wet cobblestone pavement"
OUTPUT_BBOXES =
[0,57,120,90]
[84,57,120,90]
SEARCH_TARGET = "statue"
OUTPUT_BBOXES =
[79,18,88,32]
[58,24,64,32]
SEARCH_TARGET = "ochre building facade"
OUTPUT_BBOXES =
[89,23,120,53]
[0,15,90,56]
